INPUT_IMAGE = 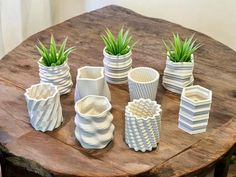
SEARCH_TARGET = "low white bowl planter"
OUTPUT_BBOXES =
[178,85,212,134]
[24,83,63,132]
[162,55,194,94]
[38,59,73,95]
[125,99,162,152]
[103,48,132,84]
[74,66,111,102]
[74,95,115,149]
[128,67,160,101]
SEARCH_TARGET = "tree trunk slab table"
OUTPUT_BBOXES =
[0,5,236,177]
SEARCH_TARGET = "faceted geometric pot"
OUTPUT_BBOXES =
[162,55,194,94]
[74,95,115,149]
[125,98,162,152]
[128,67,160,101]
[178,85,212,134]
[38,58,73,95]
[103,47,132,84]
[24,83,63,132]
[74,66,111,102]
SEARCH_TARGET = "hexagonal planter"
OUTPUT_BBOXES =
[125,98,162,152]
[178,85,212,134]
[24,83,63,132]
[74,95,114,149]
[74,66,111,102]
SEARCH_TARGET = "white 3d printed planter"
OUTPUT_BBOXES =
[38,59,73,95]
[128,67,160,101]
[74,66,111,102]
[178,85,212,134]
[162,55,194,94]
[24,83,63,132]
[103,48,132,84]
[74,95,115,149]
[125,98,162,152]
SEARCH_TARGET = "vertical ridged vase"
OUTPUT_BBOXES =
[128,67,160,101]
[103,47,132,84]
[74,95,115,149]
[162,55,194,94]
[74,66,111,102]
[24,83,63,132]
[125,98,162,152]
[38,58,73,95]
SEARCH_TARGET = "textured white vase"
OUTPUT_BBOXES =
[178,85,212,134]
[103,48,132,84]
[74,95,115,149]
[162,55,194,94]
[128,67,160,101]
[24,83,63,132]
[38,58,73,95]
[74,66,111,102]
[125,99,162,152]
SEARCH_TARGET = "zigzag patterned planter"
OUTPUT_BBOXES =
[74,95,114,149]
[24,83,63,132]
[38,59,73,95]
[125,99,162,152]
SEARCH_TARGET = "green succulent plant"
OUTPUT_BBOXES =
[101,27,135,56]
[36,35,75,67]
[163,33,201,62]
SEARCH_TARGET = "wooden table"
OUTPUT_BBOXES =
[0,5,236,177]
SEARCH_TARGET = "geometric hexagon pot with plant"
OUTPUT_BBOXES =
[178,85,212,134]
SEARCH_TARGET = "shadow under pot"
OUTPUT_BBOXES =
[74,95,115,149]
[74,66,111,102]
[24,83,63,132]
[103,47,132,84]
[128,67,160,101]
[38,58,73,95]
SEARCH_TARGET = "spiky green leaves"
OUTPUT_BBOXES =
[36,35,75,67]
[101,27,135,56]
[163,33,201,62]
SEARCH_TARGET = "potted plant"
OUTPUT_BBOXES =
[162,33,201,94]
[101,27,135,84]
[36,35,75,95]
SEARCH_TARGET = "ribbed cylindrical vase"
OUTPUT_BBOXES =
[103,48,132,84]
[38,59,73,95]
[24,83,63,132]
[125,99,162,152]
[74,66,111,102]
[128,67,160,101]
[74,95,115,149]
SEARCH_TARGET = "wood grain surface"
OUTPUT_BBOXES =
[0,5,236,177]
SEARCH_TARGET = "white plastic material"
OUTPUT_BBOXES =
[125,99,162,152]
[74,95,114,149]
[24,83,63,132]
[74,66,111,102]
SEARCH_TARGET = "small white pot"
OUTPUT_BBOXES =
[128,67,160,101]
[38,58,73,95]
[125,99,162,152]
[103,48,132,84]
[74,66,111,102]
[162,55,194,94]
[74,95,115,149]
[24,83,63,132]
[178,85,212,134]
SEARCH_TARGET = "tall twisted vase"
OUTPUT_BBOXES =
[162,55,194,94]
[38,58,73,95]
[103,47,132,84]
[24,83,63,132]
[128,67,160,101]
[74,95,115,149]
[125,98,162,152]
[74,66,111,102]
